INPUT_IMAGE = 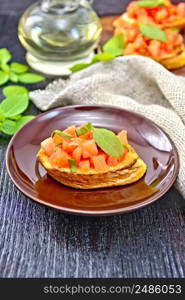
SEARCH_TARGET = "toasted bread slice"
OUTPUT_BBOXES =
[37,144,147,189]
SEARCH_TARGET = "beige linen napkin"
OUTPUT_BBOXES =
[30,56,185,198]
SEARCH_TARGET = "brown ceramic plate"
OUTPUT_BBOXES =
[6,105,179,216]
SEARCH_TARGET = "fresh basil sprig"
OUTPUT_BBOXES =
[0,85,35,135]
[0,48,45,85]
[139,24,167,42]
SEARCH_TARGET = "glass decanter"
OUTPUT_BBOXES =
[18,0,102,75]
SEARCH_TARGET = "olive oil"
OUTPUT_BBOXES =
[18,0,102,75]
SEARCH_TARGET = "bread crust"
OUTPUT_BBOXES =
[37,144,147,189]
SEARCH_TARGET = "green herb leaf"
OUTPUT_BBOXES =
[70,53,115,73]
[69,159,77,173]
[15,115,35,131]
[9,114,22,120]
[76,123,93,136]
[1,63,10,72]
[51,130,72,140]
[0,109,5,122]
[18,73,45,84]
[137,0,165,8]
[0,48,12,64]
[10,62,29,74]
[3,85,28,99]
[9,72,19,83]
[92,53,115,62]
[70,62,92,73]
[0,71,9,85]
[0,95,29,117]
[103,34,125,56]
[1,119,17,135]
[93,128,123,158]
[139,24,167,42]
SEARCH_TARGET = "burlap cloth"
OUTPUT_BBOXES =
[30,56,185,198]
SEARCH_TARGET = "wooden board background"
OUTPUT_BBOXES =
[100,15,185,76]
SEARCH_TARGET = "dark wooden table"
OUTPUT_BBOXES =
[0,0,185,278]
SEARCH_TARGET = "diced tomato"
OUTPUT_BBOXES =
[52,133,63,145]
[62,140,78,154]
[137,15,154,24]
[64,125,77,138]
[41,137,55,156]
[133,36,147,50]
[164,43,173,54]
[147,7,160,19]
[174,34,183,46]
[136,8,148,18]
[91,154,109,172]
[166,30,177,44]
[80,132,93,140]
[107,156,118,167]
[72,147,82,164]
[49,148,70,168]
[82,150,91,159]
[177,3,185,17]
[126,27,139,43]
[155,8,169,23]
[82,140,98,156]
[148,40,161,57]
[117,130,128,145]
[124,43,136,55]
[127,1,138,18]
[62,140,69,151]
[79,160,90,172]
[120,150,128,162]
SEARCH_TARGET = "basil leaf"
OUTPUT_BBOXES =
[1,119,17,135]
[10,62,29,74]
[76,123,93,136]
[92,53,115,62]
[103,34,125,56]
[1,63,10,72]
[70,63,91,73]
[140,24,167,42]
[70,53,115,73]
[9,114,22,120]
[18,73,45,83]
[93,128,123,158]
[51,130,72,140]
[0,71,9,86]
[0,95,29,117]
[0,110,5,122]
[69,159,77,173]
[9,72,19,83]
[0,48,12,64]
[3,85,28,99]
[137,0,165,8]
[15,115,35,130]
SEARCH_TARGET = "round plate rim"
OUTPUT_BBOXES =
[6,105,180,216]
